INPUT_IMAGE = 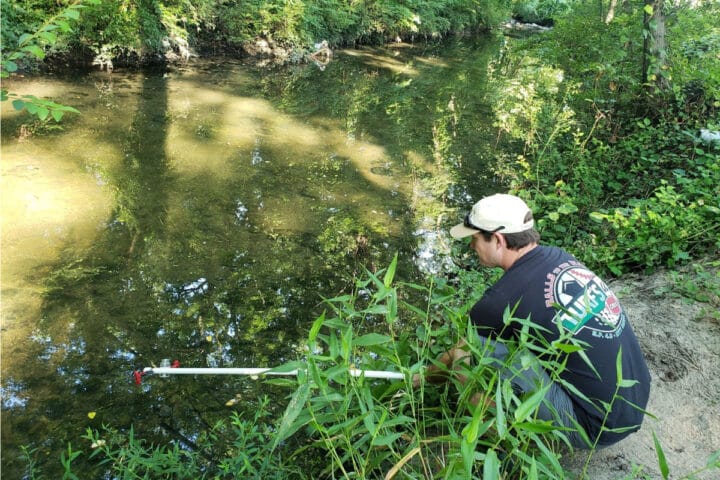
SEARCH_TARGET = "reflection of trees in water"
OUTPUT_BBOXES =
[4,67,398,478]
[113,70,171,255]
[3,38,507,476]
[1,68,173,478]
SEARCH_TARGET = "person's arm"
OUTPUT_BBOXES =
[413,338,496,412]
[413,338,471,388]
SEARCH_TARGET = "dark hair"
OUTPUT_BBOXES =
[504,229,541,249]
[478,211,540,250]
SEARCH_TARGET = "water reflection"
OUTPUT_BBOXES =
[1,35,506,477]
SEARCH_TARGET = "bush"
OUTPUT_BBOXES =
[512,0,574,25]
[267,256,588,478]
[489,2,720,276]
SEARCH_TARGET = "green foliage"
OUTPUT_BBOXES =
[64,402,301,479]
[209,0,310,51]
[488,1,720,276]
[588,161,719,274]
[1,0,97,70]
[266,261,579,478]
[665,4,720,115]
[1,0,97,122]
[20,259,720,478]
[512,0,574,24]
[59,444,82,480]
[217,397,305,478]
[82,425,203,479]
[491,57,574,153]
[668,261,720,322]
[70,0,199,57]
[526,4,642,109]
[302,0,362,45]
[0,0,37,50]
[20,446,41,480]
[3,0,511,63]
[4,93,80,122]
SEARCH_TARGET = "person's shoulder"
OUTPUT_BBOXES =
[539,244,569,255]
[539,245,579,262]
[522,244,568,262]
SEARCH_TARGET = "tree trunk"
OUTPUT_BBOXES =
[642,0,669,89]
[606,0,618,23]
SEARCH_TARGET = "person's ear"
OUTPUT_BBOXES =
[493,232,506,249]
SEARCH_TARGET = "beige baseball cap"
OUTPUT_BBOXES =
[449,194,534,239]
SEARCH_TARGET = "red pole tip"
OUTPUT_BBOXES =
[171,360,180,368]
[133,370,144,385]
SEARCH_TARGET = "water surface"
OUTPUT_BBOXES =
[1,35,507,477]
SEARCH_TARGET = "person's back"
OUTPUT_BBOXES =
[471,244,651,446]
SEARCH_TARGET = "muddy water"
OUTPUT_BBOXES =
[1,36,505,477]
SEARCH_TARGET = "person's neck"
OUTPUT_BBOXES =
[500,242,538,271]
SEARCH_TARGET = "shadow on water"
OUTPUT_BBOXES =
[1,67,173,476]
[1,35,509,478]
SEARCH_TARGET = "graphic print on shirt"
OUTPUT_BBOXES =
[544,263,625,338]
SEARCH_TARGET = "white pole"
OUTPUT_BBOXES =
[144,367,405,380]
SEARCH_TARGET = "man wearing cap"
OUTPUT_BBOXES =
[415,193,651,448]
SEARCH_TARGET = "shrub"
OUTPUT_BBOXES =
[270,256,586,478]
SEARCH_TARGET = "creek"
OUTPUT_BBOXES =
[2,34,511,477]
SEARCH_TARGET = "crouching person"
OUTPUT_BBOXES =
[414,193,651,448]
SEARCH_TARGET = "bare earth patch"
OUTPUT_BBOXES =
[561,269,720,479]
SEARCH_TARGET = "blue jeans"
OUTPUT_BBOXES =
[477,336,587,448]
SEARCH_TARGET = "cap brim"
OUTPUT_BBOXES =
[449,223,478,239]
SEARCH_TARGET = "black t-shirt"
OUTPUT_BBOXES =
[470,245,651,445]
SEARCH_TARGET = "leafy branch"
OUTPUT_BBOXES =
[1,0,100,122]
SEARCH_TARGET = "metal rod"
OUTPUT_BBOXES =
[143,367,405,380]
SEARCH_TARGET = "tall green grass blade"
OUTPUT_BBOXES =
[308,312,325,342]
[383,253,398,288]
[615,346,624,383]
[483,449,500,480]
[514,421,555,433]
[514,385,549,422]
[463,404,484,443]
[551,341,584,353]
[652,430,670,479]
[530,433,564,473]
[341,328,351,359]
[272,382,311,451]
[495,379,507,438]
[365,304,389,314]
[328,331,340,359]
[354,333,392,346]
[527,456,539,480]
[372,432,403,447]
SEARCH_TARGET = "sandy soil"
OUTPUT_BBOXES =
[561,269,720,480]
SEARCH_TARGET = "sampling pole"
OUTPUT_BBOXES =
[145,367,404,379]
[134,360,404,384]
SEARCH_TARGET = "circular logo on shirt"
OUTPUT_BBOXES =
[551,266,623,335]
